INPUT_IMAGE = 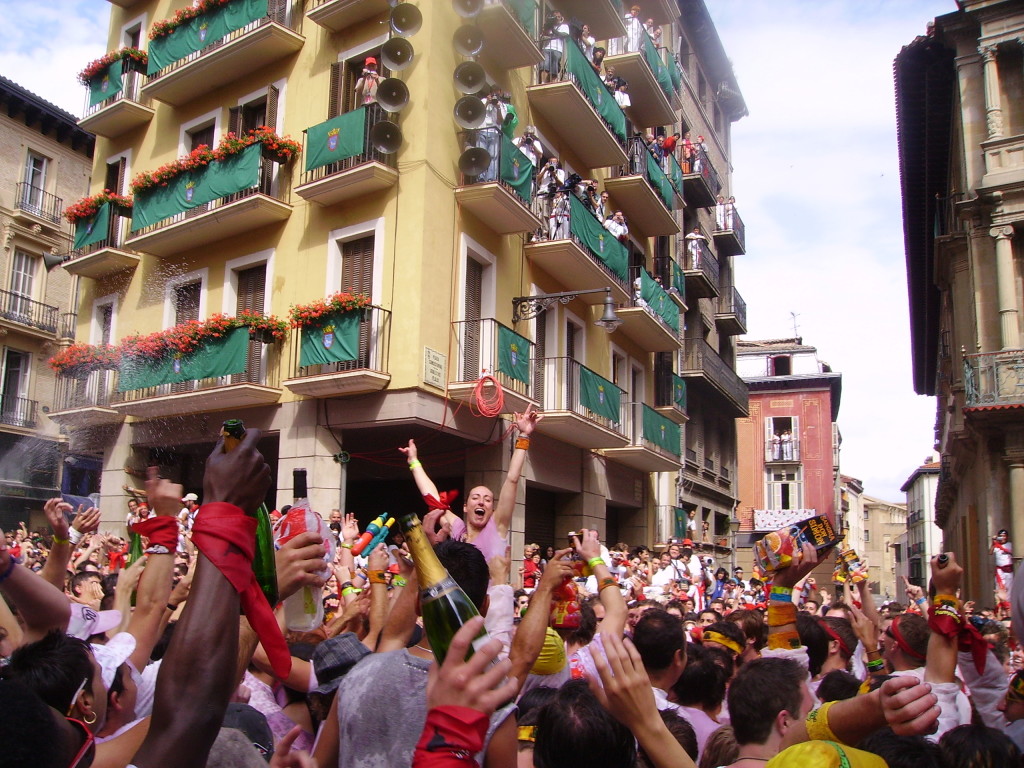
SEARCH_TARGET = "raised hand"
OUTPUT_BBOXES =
[275,531,327,602]
[514,404,544,436]
[367,543,388,573]
[341,512,359,544]
[879,676,939,736]
[426,617,516,714]
[43,497,72,540]
[573,529,602,563]
[398,438,418,461]
[145,466,185,517]
[71,506,101,536]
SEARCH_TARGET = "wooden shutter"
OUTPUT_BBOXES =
[341,236,373,369]
[265,84,279,131]
[260,85,279,192]
[329,62,343,119]
[534,311,546,407]
[233,265,266,383]
[462,259,482,379]
[228,107,242,135]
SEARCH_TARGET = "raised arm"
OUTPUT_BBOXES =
[493,406,543,537]
[0,529,70,643]
[925,553,960,685]
[576,530,627,639]
[400,439,441,501]
[508,547,572,686]
[39,498,75,590]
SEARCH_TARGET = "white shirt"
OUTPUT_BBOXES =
[544,22,569,54]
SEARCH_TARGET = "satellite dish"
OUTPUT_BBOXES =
[369,121,402,154]
[390,3,422,36]
[459,147,492,177]
[453,95,485,128]
[452,0,482,18]
[381,37,414,71]
[453,61,486,94]
[376,78,410,112]
[453,25,484,57]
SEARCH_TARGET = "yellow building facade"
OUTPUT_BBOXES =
[56,0,747,562]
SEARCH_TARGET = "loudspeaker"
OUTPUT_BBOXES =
[42,252,64,271]
[458,147,492,176]
[453,24,484,57]
[376,78,410,112]
[370,121,402,154]
[453,95,485,128]
[452,0,482,18]
[381,37,414,71]
[390,3,422,36]
[453,61,486,94]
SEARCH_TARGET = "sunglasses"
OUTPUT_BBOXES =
[66,717,96,768]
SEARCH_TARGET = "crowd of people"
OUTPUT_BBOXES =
[2,409,1023,767]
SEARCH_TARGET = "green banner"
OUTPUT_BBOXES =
[671,258,685,301]
[673,507,687,539]
[508,0,536,36]
[640,269,678,333]
[642,404,680,455]
[643,35,674,99]
[500,135,533,203]
[569,194,627,282]
[669,56,681,92]
[668,153,684,197]
[299,310,361,367]
[148,0,269,74]
[305,108,367,172]
[646,151,675,210]
[88,59,123,107]
[119,326,249,391]
[564,40,626,143]
[579,365,621,422]
[497,324,530,384]
[672,374,687,410]
[73,202,112,250]
[132,143,262,231]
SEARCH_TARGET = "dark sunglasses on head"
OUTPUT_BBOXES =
[66,717,96,768]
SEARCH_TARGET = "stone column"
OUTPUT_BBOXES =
[992,226,1019,349]
[1005,439,1024,563]
[980,45,1004,139]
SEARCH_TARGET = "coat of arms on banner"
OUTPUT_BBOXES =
[85,218,95,235]
[322,324,335,349]
[101,76,110,93]
[327,127,340,152]
[597,234,605,253]
[173,355,182,373]
[199,22,209,41]
[185,180,197,202]
[509,342,518,367]
[597,384,605,404]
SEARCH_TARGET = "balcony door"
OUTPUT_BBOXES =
[21,152,47,214]
[8,250,35,321]
[233,266,265,384]
[1,348,29,426]
[338,236,373,371]
[461,259,482,380]
[172,282,202,392]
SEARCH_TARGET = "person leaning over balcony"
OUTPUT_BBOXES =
[539,10,570,84]
[591,46,607,77]
[614,79,631,109]
[624,5,644,53]
[685,227,707,269]
[512,126,542,169]
[604,210,630,242]
[354,57,379,106]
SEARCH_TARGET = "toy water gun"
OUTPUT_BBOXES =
[352,514,393,555]
[364,518,395,554]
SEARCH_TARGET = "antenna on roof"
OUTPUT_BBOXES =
[789,311,801,342]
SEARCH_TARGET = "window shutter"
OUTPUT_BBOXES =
[462,259,482,378]
[534,311,546,406]
[266,85,279,132]
[228,107,242,135]
[340,236,374,369]
[329,62,342,119]
[233,265,266,383]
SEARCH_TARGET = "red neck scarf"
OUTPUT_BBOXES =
[130,516,178,551]
[191,502,291,679]
[423,490,459,512]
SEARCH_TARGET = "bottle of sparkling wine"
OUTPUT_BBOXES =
[282,468,324,631]
[398,513,488,664]
[221,419,279,607]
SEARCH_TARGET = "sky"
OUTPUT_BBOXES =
[1,0,954,501]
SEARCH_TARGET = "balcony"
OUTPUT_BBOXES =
[0,289,60,338]
[765,437,800,463]
[478,0,543,70]
[655,505,690,545]
[0,396,38,430]
[681,145,721,208]
[603,32,676,129]
[295,104,398,207]
[48,371,124,429]
[680,235,719,299]
[454,128,540,234]
[527,40,627,170]
[78,61,153,139]
[603,137,680,237]
[107,0,144,6]
[615,267,680,352]
[713,202,745,256]
[448,319,539,414]
[679,338,749,417]
[535,356,628,449]
[306,0,390,33]
[715,285,747,336]
[142,13,304,108]
[550,0,625,39]
[654,364,687,425]
[126,156,291,258]
[13,183,62,229]
[964,349,1024,411]
[605,402,682,472]
[653,255,686,311]
[980,133,1024,190]
[61,208,140,280]
[525,193,630,306]
[282,306,391,397]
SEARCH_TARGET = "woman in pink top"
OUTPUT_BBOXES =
[400,405,543,575]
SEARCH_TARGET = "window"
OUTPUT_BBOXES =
[330,50,389,117]
[188,123,215,151]
[0,348,30,426]
[863,509,869,520]
[766,469,801,510]
[232,265,266,384]
[766,416,797,460]
[8,250,36,319]
[20,152,48,213]
[770,355,791,376]
[864,530,871,543]
[174,282,201,325]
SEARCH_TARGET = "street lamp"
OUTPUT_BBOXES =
[729,517,741,573]
[512,287,623,332]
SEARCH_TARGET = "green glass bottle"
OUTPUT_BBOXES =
[222,419,279,607]
[398,513,488,664]
[127,531,144,607]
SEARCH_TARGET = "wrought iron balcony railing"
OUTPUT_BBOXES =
[289,305,391,379]
[0,396,37,429]
[82,58,147,118]
[54,369,119,411]
[718,285,747,326]
[964,349,1024,407]
[680,234,719,284]
[15,182,63,224]
[680,338,749,413]
[299,103,397,187]
[0,289,60,333]
[452,318,534,402]
[714,201,745,248]
[765,437,800,463]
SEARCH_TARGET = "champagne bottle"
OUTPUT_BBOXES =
[221,419,279,607]
[127,531,144,607]
[282,468,324,631]
[398,513,488,664]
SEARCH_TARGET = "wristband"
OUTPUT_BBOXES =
[339,581,353,591]
[52,534,70,545]
[865,647,882,657]
[587,557,604,570]
[341,586,361,597]
[599,576,618,592]
[767,628,802,650]
[68,528,83,545]
[915,597,927,606]
[515,437,531,451]
[933,594,960,607]
[0,557,16,584]
[866,658,885,671]
[339,542,353,550]
[408,460,422,469]
[393,576,407,588]
[769,585,793,602]
[805,701,839,743]
[368,570,388,585]
[767,601,797,627]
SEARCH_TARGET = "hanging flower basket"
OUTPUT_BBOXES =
[129,127,301,194]
[119,312,288,364]
[64,190,133,225]
[78,47,148,86]
[49,344,121,378]
[149,0,234,40]
[289,292,372,329]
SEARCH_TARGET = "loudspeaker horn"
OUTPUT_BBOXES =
[458,147,492,176]
[370,121,402,154]
[452,0,482,18]
[390,3,422,36]
[381,37,414,71]
[42,252,64,271]
[453,61,486,94]
[453,24,484,57]
[376,78,410,112]
[453,95,485,128]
